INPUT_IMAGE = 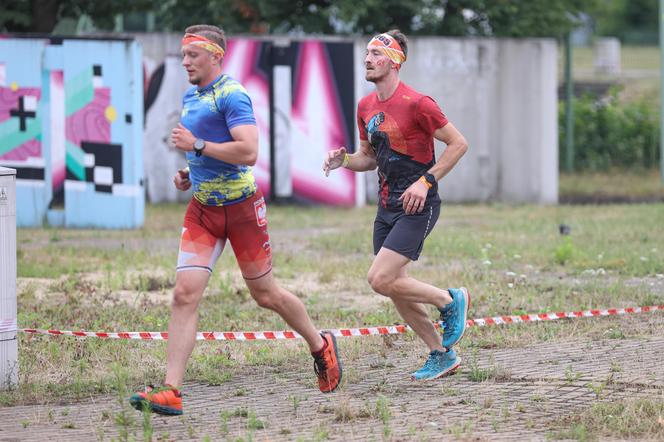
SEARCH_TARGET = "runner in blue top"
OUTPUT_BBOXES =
[180,73,258,205]
[130,24,342,417]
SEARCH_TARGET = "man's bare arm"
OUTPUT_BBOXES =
[345,140,377,172]
[427,122,468,180]
[171,123,259,166]
[323,140,377,176]
[199,124,258,166]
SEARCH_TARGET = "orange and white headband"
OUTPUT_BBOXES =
[368,33,406,66]
[181,33,225,57]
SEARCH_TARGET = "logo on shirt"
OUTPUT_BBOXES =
[367,112,385,144]
[368,112,385,135]
[254,197,267,227]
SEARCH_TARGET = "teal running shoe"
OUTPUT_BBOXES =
[439,287,470,349]
[411,349,461,381]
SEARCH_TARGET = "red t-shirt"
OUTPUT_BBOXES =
[357,81,448,210]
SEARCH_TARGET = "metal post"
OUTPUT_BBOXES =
[660,0,664,182]
[0,167,18,389]
[565,32,574,173]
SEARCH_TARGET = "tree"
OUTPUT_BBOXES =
[2,0,601,38]
[154,0,598,36]
[0,0,153,33]
[593,0,658,44]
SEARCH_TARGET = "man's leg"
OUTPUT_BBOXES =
[165,269,210,387]
[368,247,452,308]
[370,217,470,349]
[227,191,341,392]
[244,271,343,393]
[131,199,224,415]
[391,298,442,352]
[367,249,461,380]
[130,269,210,415]
[244,271,323,352]
[367,248,447,351]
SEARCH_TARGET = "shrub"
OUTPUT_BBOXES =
[559,89,660,171]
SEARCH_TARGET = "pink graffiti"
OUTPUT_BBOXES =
[223,39,355,205]
[66,88,111,146]
[291,42,354,205]
[0,87,42,161]
[224,39,271,195]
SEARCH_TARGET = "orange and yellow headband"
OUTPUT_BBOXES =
[368,33,406,66]
[181,33,225,57]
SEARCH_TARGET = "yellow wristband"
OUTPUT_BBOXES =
[341,153,350,168]
[419,175,432,189]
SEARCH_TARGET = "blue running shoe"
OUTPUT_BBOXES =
[411,349,460,381]
[439,287,470,349]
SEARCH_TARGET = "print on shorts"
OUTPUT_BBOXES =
[254,197,267,227]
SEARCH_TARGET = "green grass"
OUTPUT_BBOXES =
[560,169,664,202]
[552,397,664,441]
[5,200,664,439]
[567,45,660,73]
[558,44,661,106]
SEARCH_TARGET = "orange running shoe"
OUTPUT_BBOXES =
[129,384,183,416]
[312,331,343,393]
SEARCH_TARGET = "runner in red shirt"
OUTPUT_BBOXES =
[324,29,470,380]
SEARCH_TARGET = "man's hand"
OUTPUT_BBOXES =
[171,123,195,152]
[399,179,429,215]
[323,147,348,177]
[173,168,191,191]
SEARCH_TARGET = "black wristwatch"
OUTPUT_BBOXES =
[423,172,437,187]
[193,138,206,157]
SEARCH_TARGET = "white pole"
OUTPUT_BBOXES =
[0,166,17,389]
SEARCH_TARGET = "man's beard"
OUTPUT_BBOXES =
[365,70,382,83]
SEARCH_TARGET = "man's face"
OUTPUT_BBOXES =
[364,47,393,82]
[181,44,217,85]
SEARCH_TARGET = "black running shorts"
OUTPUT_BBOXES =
[372,199,441,261]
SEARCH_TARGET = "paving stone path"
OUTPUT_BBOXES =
[1,313,663,441]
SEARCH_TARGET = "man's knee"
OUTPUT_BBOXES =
[173,281,203,307]
[249,285,279,310]
[367,271,394,296]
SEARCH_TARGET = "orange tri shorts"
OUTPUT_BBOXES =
[176,190,272,280]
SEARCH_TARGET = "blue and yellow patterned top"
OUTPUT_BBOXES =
[181,73,257,206]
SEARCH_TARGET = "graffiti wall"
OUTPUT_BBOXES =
[0,36,144,227]
[139,34,358,206]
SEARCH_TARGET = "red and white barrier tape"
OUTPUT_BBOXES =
[6,304,663,341]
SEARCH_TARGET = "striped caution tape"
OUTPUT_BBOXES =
[9,304,664,341]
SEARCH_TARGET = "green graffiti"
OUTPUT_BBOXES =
[66,142,86,180]
[0,117,42,156]
[65,69,94,116]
